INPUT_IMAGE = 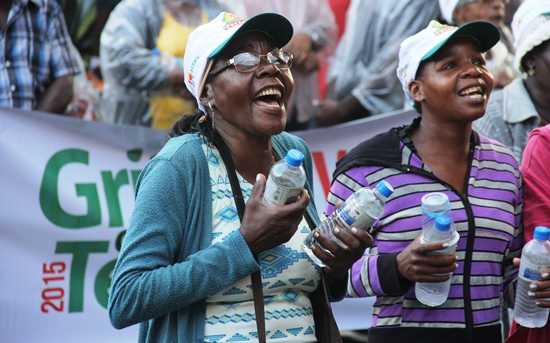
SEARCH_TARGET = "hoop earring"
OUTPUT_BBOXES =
[527,65,536,76]
[208,102,215,131]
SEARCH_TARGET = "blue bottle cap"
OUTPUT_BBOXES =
[285,149,304,167]
[376,180,394,198]
[534,226,550,240]
[434,215,452,232]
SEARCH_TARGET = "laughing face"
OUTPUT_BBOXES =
[410,35,494,124]
[200,31,294,138]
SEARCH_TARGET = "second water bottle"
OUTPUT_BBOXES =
[303,180,394,267]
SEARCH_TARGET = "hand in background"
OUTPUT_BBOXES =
[284,32,314,67]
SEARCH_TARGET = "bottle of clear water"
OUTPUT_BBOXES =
[514,226,550,328]
[415,215,459,307]
[302,180,394,267]
[262,149,306,206]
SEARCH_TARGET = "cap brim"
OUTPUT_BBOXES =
[422,20,501,61]
[208,13,294,58]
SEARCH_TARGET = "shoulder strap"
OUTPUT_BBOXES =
[211,132,266,343]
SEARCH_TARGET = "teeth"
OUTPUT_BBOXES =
[255,88,281,99]
[459,86,482,96]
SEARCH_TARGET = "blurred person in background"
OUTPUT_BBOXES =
[0,0,80,114]
[438,0,519,88]
[241,0,337,131]
[99,0,224,127]
[504,122,550,343]
[473,0,550,164]
[314,0,440,127]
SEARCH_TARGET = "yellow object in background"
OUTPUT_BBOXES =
[150,10,208,129]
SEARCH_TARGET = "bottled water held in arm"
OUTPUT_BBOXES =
[302,180,394,267]
[514,226,550,328]
[415,214,459,307]
[262,149,306,206]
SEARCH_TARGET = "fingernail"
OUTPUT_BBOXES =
[311,244,316,251]
[455,263,459,269]
[543,273,549,279]
[313,231,319,238]
[312,99,319,106]
[528,291,536,297]
[256,173,261,181]
[530,284,538,290]
[536,302,543,307]
[351,227,358,234]
[334,227,340,234]
[442,243,449,248]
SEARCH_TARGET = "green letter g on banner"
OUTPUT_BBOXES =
[40,149,101,228]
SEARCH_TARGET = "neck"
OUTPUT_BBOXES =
[411,117,471,163]
[524,78,550,125]
[215,129,275,183]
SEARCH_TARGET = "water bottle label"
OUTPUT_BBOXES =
[336,201,374,229]
[519,260,550,281]
[263,178,301,206]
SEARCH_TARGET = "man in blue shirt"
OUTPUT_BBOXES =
[0,0,79,114]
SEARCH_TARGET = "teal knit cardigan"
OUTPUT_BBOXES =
[108,131,333,342]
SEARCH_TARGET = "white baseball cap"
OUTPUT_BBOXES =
[511,0,550,72]
[183,12,293,112]
[396,20,500,106]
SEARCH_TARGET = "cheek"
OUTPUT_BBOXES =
[483,70,495,93]
[282,71,294,101]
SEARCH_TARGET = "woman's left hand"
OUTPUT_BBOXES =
[310,225,373,285]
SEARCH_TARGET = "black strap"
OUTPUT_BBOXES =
[211,132,266,343]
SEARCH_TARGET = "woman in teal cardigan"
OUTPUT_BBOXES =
[108,12,371,342]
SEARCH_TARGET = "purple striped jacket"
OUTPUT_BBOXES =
[326,126,523,342]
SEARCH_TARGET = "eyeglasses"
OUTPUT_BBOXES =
[209,50,293,76]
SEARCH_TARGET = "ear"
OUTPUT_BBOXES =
[409,80,425,104]
[522,52,536,72]
[199,83,214,110]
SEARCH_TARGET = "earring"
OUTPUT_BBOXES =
[527,65,536,76]
[208,102,215,130]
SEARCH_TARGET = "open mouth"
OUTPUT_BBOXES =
[254,88,282,108]
[459,86,484,99]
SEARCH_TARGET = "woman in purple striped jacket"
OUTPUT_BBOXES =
[317,20,524,343]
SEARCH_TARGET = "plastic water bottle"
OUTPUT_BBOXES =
[415,215,459,307]
[302,180,394,267]
[262,149,306,206]
[514,226,550,328]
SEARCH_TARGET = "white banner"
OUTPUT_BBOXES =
[0,108,414,342]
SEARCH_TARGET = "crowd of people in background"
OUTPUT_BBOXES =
[0,0,527,132]
[6,0,550,342]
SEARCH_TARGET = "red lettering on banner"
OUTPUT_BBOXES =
[312,150,347,197]
[41,262,66,313]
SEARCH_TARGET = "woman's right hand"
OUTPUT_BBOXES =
[239,174,310,255]
[396,235,457,283]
